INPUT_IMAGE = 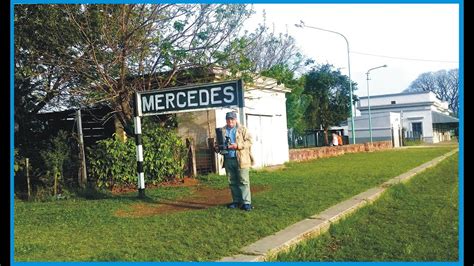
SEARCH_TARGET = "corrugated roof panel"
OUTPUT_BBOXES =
[431,111,459,124]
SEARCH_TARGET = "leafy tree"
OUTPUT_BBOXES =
[69,4,255,127]
[15,4,254,131]
[405,69,459,116]
[14,5,83,148]
[303,64,356,145]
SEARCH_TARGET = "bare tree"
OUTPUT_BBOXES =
[215,11,307,83]
[405,69,459,116]
[245,25,304,72]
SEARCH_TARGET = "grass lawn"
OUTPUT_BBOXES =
[274,152,459,261]
[14,147,456,261]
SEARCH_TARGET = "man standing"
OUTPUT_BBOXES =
[216,111,254,211]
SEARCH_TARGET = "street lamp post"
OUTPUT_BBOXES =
[366,64,387,143]
[295,21,356,144]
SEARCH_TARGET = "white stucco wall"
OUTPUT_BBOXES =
[401,109,434,143]
[348,112,400,145]
[358,91,440,108]
[245,89,289,167]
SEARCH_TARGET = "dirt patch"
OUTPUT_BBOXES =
[115,185,268,218]
[111,177,199,194]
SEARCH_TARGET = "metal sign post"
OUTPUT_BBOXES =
[133,106,145,198]
[133,80,244,198]
[76,109,88,188]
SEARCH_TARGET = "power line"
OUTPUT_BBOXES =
[351,51,458,64]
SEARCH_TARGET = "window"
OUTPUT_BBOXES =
[412,122,423,139]
[391,101,396,104]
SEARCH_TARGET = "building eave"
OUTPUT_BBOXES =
[358,101,435,111]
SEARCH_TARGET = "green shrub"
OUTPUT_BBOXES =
[87,135,136,188]
[87,124,187,189]
[14,149,23,174]
[39,130,70,196]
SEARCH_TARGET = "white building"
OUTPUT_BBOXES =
[177,74,290,174]
[353,91,458,144]
[345,112,402,147]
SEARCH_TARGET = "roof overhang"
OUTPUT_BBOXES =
[431,111,458,124]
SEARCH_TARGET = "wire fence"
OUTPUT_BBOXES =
[288,129,348,149]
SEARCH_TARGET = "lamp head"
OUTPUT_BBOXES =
[295,20,305,28]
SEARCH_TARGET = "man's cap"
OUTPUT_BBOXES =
[226,111,237,120]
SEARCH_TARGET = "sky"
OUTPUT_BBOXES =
[243,4,459,97]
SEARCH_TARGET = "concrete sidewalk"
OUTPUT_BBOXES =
[218,148,458,262]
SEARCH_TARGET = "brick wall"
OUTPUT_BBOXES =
[289,141,393,162]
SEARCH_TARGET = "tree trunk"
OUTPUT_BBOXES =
[113,91,134,136]
[54,168,58,196]
[323,128,329,146]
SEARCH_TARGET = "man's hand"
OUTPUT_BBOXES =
[228,143,238,150]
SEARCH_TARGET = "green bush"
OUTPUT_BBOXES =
[87,123,187,189]
[14,149,23,174]
[39,130,71,196]
[15,130,76,200]
[141,124,188,184]
[87,135,136,188]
